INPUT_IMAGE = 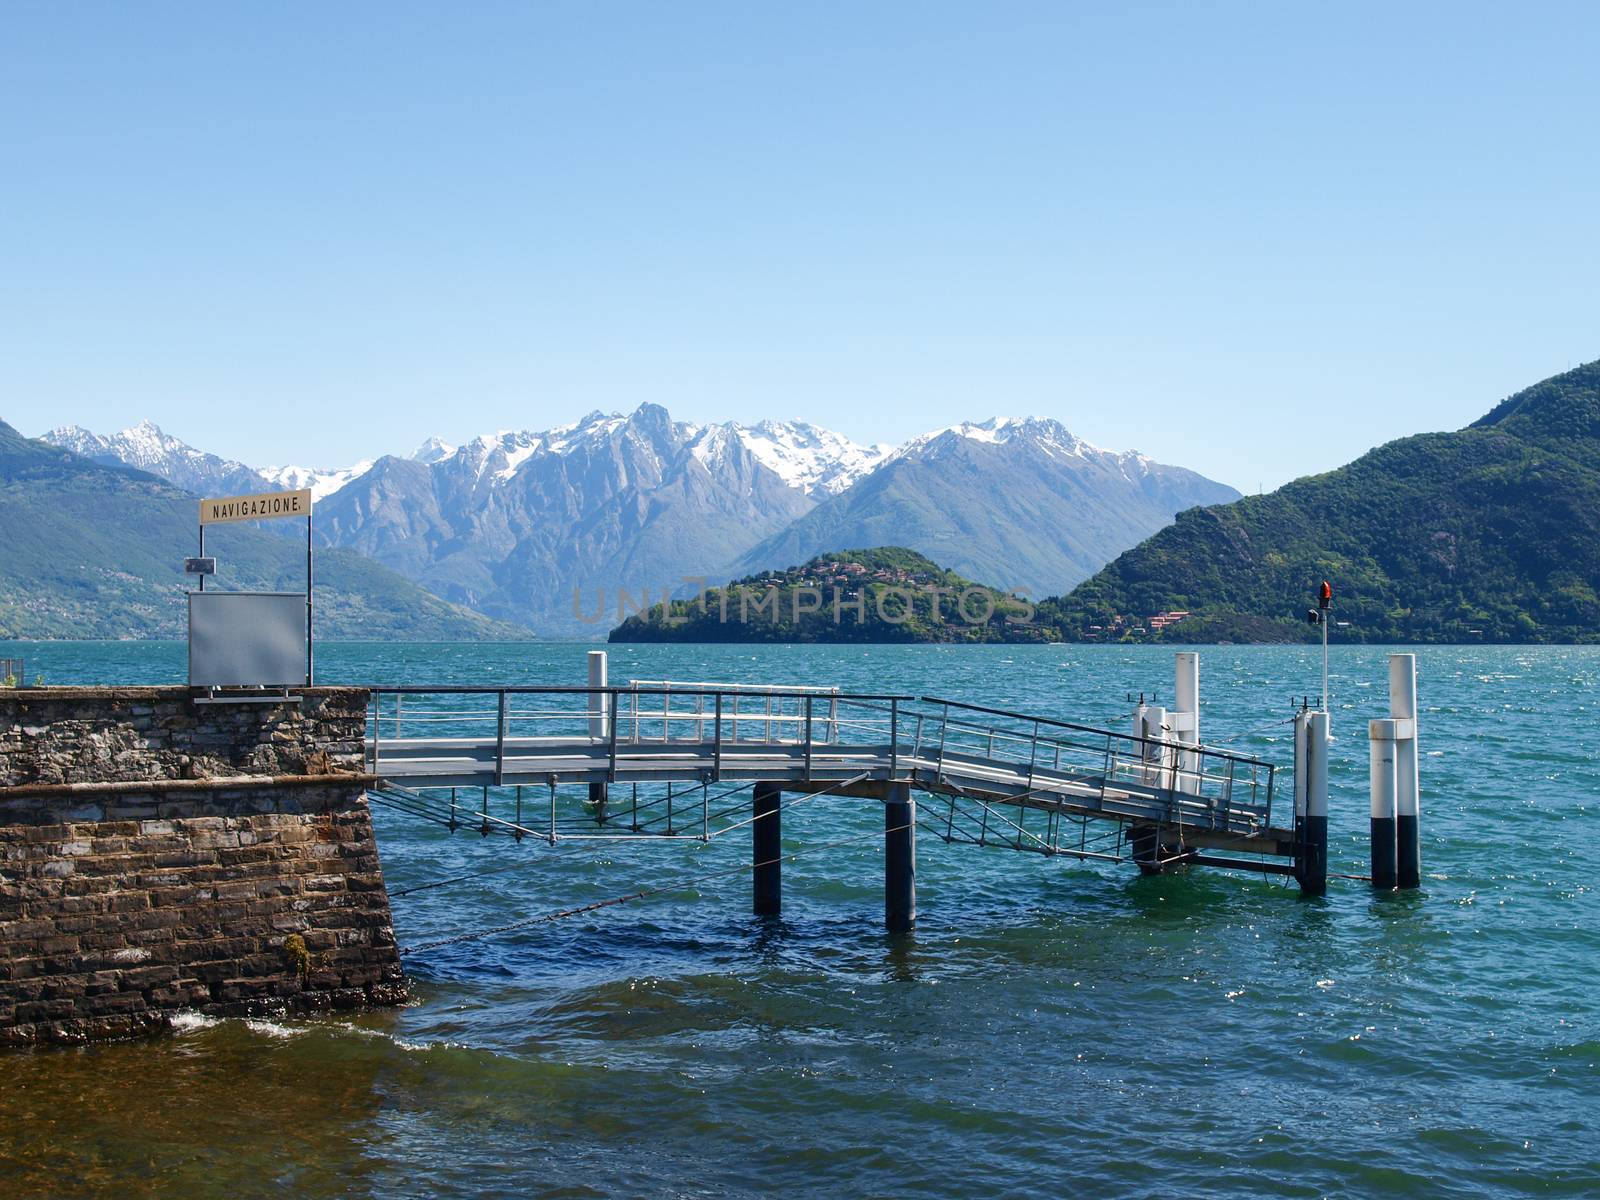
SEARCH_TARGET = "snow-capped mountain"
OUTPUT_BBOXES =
[889,415,1173,483]
[43,420,270,498]
[44,419,378,504]
[410,436,456,465]
[889,415,1099,461]
[403,413,889,498]
[689,419,892,496]
[733,414,1240,595]
[312,404,821,630]
[259,460,376,502]
[4,417,521,640]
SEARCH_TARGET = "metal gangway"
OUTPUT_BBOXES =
[365,659,1309,929]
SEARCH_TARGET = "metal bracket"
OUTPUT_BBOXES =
[193,687,302,706]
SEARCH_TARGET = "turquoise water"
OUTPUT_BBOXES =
[2,641,1597,1198]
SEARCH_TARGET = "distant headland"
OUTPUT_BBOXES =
[608,548,1057,644]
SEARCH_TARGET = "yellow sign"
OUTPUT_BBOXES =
[199,488,313,525]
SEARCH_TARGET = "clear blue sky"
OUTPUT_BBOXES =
[3,2,1597,489]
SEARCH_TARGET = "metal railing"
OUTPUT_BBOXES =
[364,684,1275,833]
[914,697,1276,833]
[620,680,845,745]
[367,684,910,783]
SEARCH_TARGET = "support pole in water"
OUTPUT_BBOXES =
[1132,700,1173,874]
[753,781,782,915]
[1369,720,1398,890]
[1391,654,1422,889]
[1129,825,1163,875]
[885,782,916,932]
[588,650,609,820]
[1299,710,1329,896]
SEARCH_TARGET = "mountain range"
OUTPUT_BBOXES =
[42,409,1238,635]
[45,420,374,503]
[25,358,1600,644]
[0,420,525,641]
[732,417,1235,594]
[1041,359,1600,643]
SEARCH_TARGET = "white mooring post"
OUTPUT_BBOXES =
[1172,652,1200,795]
[1390,653,1421,889]
[1132,700,1148,781]
[1137,704,1169,787]
[1368,720,1399,889]
[1297,709,1329,895]
[587,650,609,738]
[587,650,609,820]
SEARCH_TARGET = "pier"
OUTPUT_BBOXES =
[365,651,1334,933]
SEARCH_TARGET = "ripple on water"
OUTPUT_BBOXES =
[5,641,1600,1197]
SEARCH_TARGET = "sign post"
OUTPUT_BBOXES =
[195,488,315,687]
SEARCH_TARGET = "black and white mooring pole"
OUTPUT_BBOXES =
[1369,715,1399,889]
[1378,653,1421,889]
[1296,706,1329,896]
[1366,652,1422,891]
[1392,654,1422,889]
[1296,580,1334,896]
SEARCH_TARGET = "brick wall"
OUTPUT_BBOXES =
[0,689,405,1046]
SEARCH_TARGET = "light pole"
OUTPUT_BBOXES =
[1306,580,1333,724]
[1319,580,1331,714]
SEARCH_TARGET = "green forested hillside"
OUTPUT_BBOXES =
[1039,361,1600,643]
[610,547,1052,643]
[0,420,529,640]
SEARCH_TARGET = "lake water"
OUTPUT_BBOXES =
[2,641,1597,1198]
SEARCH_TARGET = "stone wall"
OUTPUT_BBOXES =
[0,686,368,787]
[0,688,405,1046]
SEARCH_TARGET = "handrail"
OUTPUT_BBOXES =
[921,696,1274,768]
[927,713,1234,781]
[628,679,841,694]
[365,684,914,699]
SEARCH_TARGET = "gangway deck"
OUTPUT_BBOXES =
[365,672,1311,928]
